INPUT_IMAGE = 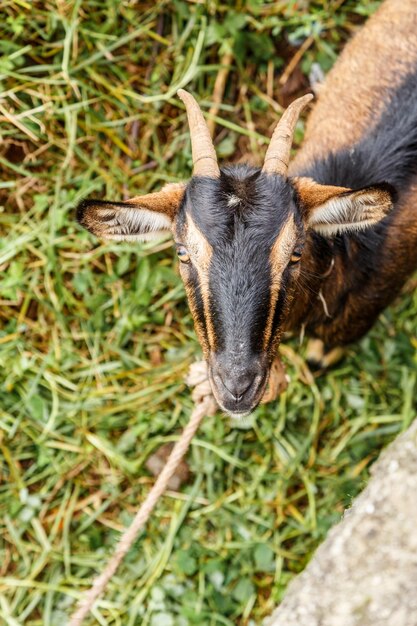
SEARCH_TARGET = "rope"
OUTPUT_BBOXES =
[68,393,217,625]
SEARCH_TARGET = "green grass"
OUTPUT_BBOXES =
[0,1,416,624]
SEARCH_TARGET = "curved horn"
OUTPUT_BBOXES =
[178,89,220,178]
[262,93,314,176]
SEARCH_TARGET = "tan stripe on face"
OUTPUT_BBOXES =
[263,215,297,350]
[181,276,210,357]
[184,214,217,351]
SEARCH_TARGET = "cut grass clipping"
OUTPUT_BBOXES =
[1,1,416,625]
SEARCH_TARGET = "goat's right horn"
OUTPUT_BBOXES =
[262,93,314,176]
[178,89,220,178]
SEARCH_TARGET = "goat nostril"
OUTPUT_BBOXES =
[219,375,253,402]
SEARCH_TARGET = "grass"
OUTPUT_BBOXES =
[0,0,416,624]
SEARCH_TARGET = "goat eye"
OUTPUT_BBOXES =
[290,249,302,264]
[176,245,190,263]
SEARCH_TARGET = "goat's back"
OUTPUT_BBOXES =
[291,0,417,174]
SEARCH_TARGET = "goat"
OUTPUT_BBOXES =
[77,0,417,418]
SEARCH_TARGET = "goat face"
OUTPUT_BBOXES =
[77,92,395,417]
[172,166,301,416]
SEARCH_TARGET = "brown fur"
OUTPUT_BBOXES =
[128,182,185,219]
[292,178,348,209]
[291,0,417,172]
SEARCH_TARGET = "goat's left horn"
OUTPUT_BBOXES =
[262,93,314,176]
[178,89,220,178]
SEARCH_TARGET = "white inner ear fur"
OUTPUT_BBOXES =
[308,191,389,236]
[99,205,172,241]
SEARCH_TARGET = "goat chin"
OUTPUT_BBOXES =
[226,410,254,423]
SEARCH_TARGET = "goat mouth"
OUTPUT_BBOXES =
[207,367,269,417]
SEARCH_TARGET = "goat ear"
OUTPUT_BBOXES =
[293,177,395,236]
[76,182,186,241]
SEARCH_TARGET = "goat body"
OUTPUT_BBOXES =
[77,0,417,415]
[287,0,417,351]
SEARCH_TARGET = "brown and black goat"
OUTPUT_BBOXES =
[77,0,417,418]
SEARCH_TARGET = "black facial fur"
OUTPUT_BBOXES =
[179,165,300,360]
